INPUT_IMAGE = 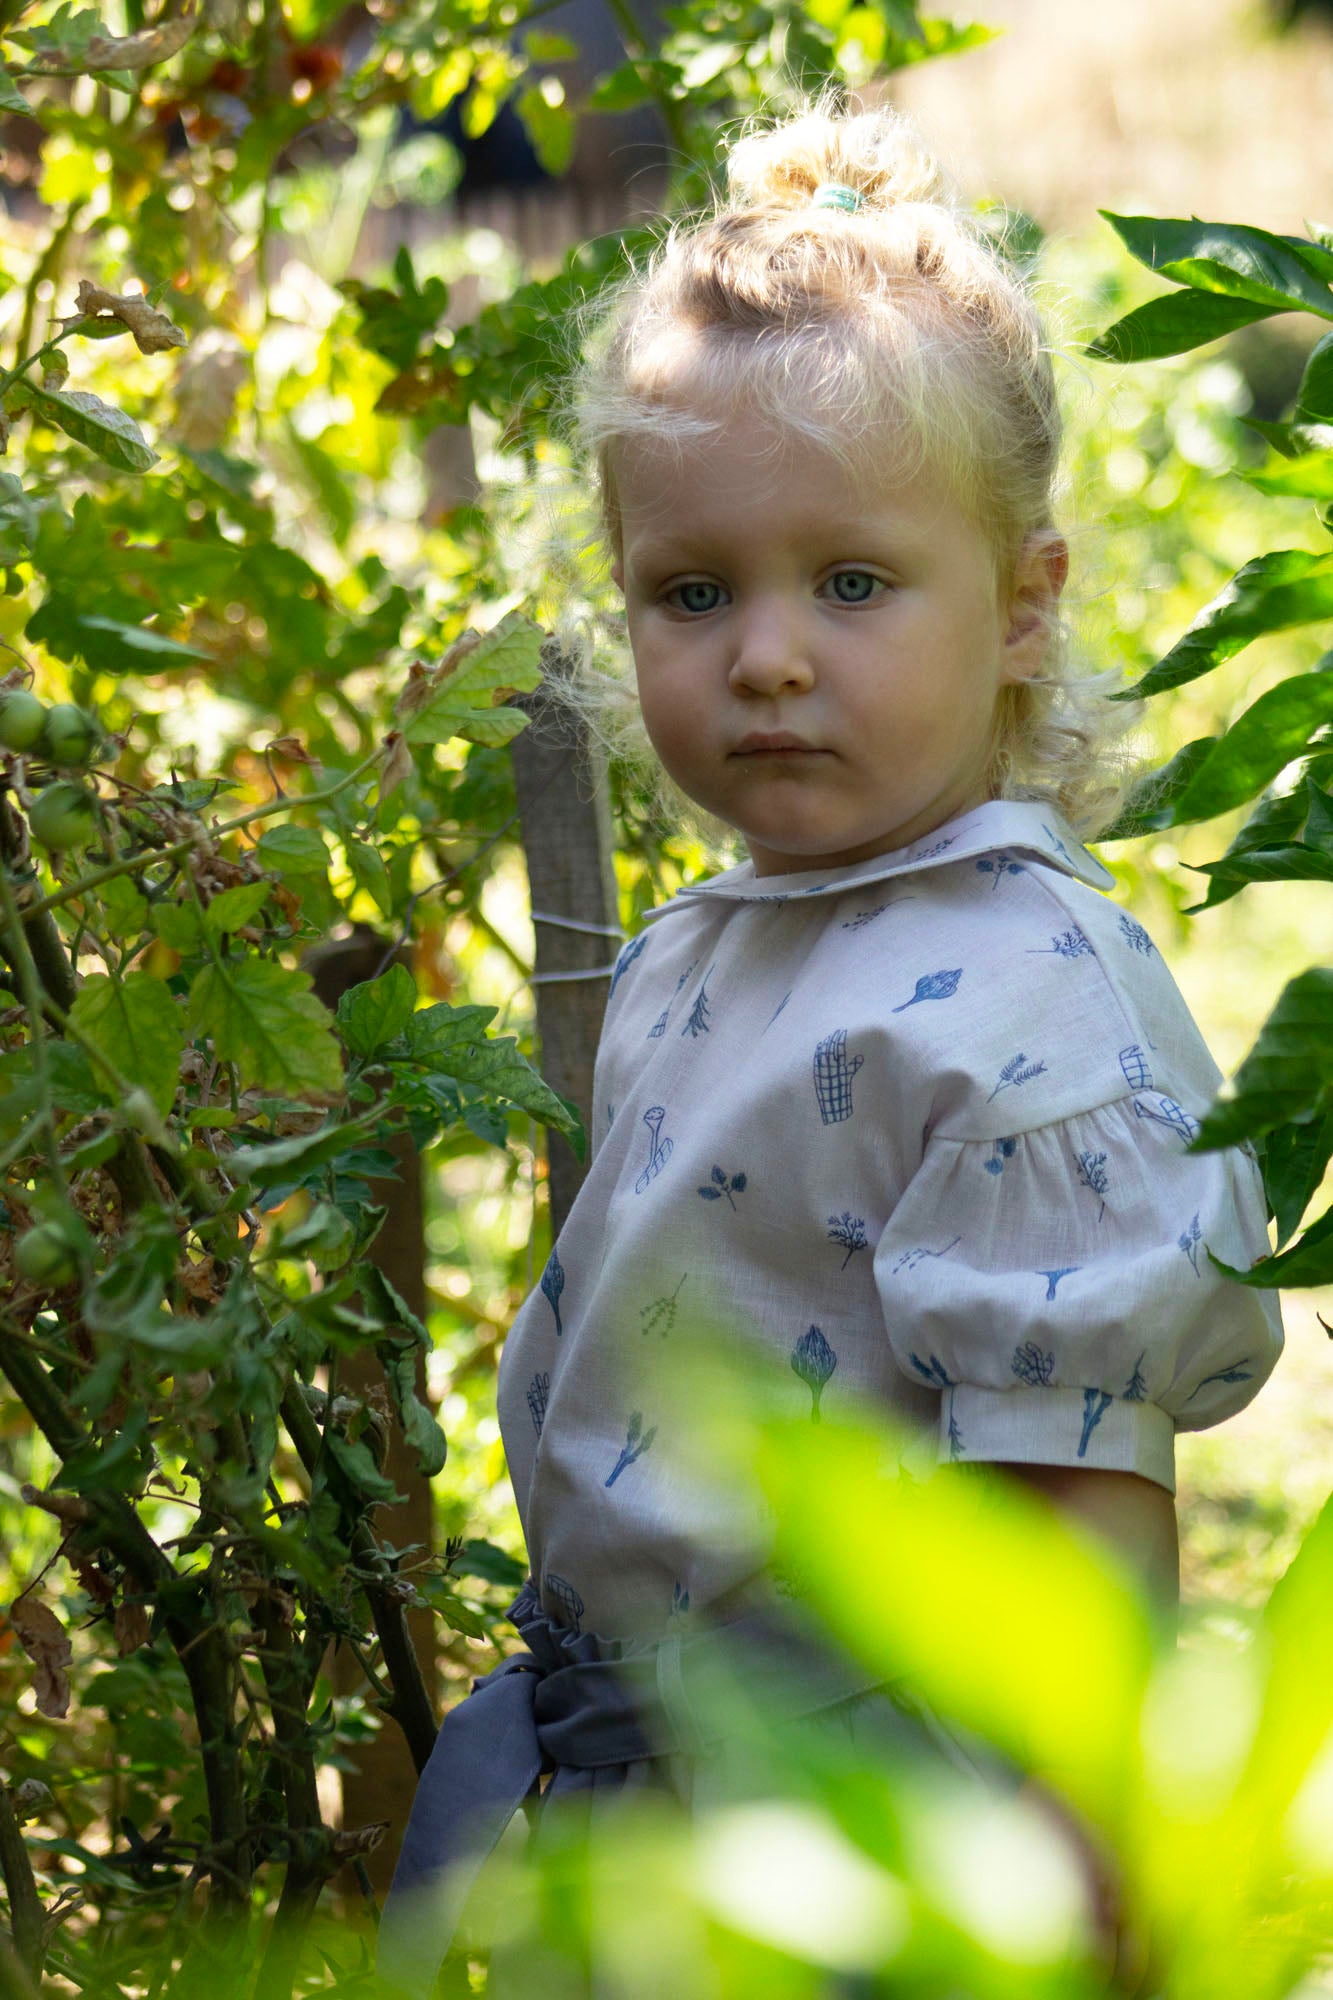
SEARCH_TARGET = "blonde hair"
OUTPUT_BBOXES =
[537,92,1147,842]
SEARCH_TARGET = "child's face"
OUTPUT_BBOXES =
[611,403,1058,877]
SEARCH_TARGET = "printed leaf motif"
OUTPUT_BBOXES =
[541,1250,564,1335]
[698,1167,746,1210]
[68,970,182,1116]
[984,1137,1017,1176]
[1117,914,1158,957]
[399,610,544,748]
[635,1106,673,1193]
[891,968,963,1013]
[1124,1353,1148,1401]
[527,1371,550,1436]
[909,1352,955,1388]
[791,1325,838,1421]
[609,932,648,999]
[640,1276,687,1338]
[680,965,714,1038]
[188,959,343,1098]
[1012,1342,1055,1388]
[827,1212,869,1268]
[605,1410,656,1487]
[976,854,1026,888]
[1178,1213,1203,1274]
[1075,1150,1110,1221]
[987,1052,1049,1102]
[336,963,418,1059]
[1027,929,1093,960]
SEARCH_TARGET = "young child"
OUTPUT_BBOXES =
[379,97,1284,1994]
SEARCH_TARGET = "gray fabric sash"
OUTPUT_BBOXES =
[375,1579,893,1997]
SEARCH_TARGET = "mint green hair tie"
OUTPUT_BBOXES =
[810,182,864,213]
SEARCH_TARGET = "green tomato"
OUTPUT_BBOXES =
[40,702,100,769]
[15,1223,78,1288]
[28,779,98,851]
[0,690,47,752]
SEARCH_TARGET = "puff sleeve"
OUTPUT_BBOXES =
[875,1096,1284,1494]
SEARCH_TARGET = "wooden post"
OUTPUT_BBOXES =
[510,679,620,1240]
[303,925,438,1895]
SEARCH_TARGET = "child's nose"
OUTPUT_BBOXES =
[728,603,815,697]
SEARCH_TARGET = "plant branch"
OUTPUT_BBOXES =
[0,1785,44,1983]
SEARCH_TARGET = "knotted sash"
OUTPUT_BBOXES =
[376,1580,898,1996]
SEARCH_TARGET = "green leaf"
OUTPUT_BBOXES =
[76,617,212,663]
[345,837,393,917]
[336,963,418,1059]
[269,1200,354,1271]
[5,382,159,472]
[1166,671,1333,823]
[1188,842,1333,889]
[1192,969,1333,1150]
[0,66,29,114]
[203,881,271,938]
[1297,331,1333,422]
[226,1116,379,1189]
[379,1340,448,1477]
[254,825,330,875]
[1210,1199,1333,1289]
[188,959,343,1098]
[1264,1113,1333,1250]
[326,1430,403,1506]
[150,903,203,953]
[1085,289,1279,364]
[97,872,147,940]
[400,611,544,749]
[1099,212,1333,319]
[1095,734,1221,840]
[401,1001,581,1142]
[515,80,576,177]
[1180,784,1312,911]
[453,1538,527,1588]
[1241,452,1333,499]
[1115,550,1333,700]
[417,1578,487,1638]
[68,971,183,1116]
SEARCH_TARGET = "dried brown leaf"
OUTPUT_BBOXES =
[8,1597,72,1719]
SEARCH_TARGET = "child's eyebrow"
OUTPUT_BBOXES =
[627,516,926,568]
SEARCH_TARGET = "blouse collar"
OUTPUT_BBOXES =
[641,800,1115,920]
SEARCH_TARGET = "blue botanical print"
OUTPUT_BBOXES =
[606,1101,615,1129]
[648,1008,669,1040]
[911,834,958,862]
[540,1249,565,1335]
[1118,913,1158,957]
[947,1394,965,1460]
[609,932,648,998]
[543,1573,585,1633]
[1119,1043,1153,1091]
[791,1325,838,1421]
[1182,1361,1254,1404]
[1123,1353,1147,1402]
[976,853,1026,890]
[765,990,793,1031]
[698,1165,747,1210]
[669,1581,691,1624]
[640,1275,687,1339]
[1012,1341,1055,1387]
[891,1235,961,1275]
[827,1212,869,1268]
[1134,1095,1200,1146]
[1038,1267,1080,1300]
[987,1052,1049,1103]
[891,968,963,1013]
[1078,1388,1113,1457]
[1178,1212,1203,1275]
[634,1105,674,1193]
[1027,927,1094,960]
[909,1353,956,1388]
[527,1370,550,1436]
[984,1136,1018,1176]
[814,1029,864,1123]
[1075,1150,1109,1222]
[1042,821,1077,867]
[841,902,893,931]
[681,963,716,1038]
[605,1411,657,1488]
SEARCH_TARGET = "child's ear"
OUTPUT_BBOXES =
[1001,532,1068,682]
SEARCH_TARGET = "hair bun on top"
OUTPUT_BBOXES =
[722,103,957,216]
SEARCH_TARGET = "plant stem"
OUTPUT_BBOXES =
[0,1784,44,1982]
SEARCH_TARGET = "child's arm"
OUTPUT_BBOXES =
[990,1463,1179,1619]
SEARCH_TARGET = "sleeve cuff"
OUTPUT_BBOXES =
[939,1385,1176,1495]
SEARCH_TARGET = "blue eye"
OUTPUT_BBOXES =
[669,581,724,614]
[826,570,880,604]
